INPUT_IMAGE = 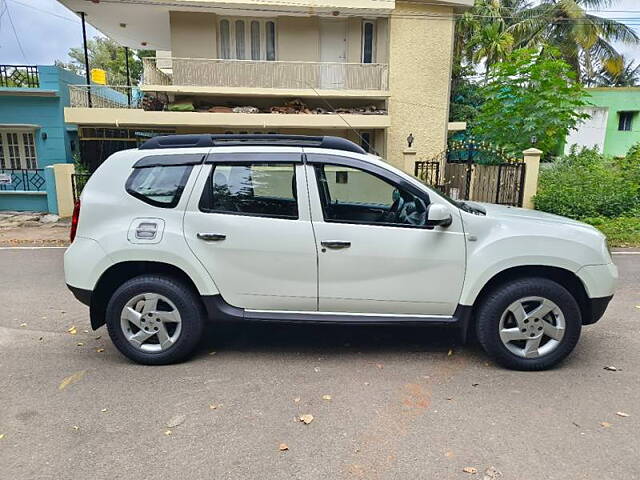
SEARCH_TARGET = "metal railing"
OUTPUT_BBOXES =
[0,169,46,191]
[69,85,142,109]
[0,65,39,88]
[143,57,389,91]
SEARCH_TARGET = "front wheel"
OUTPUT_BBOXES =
[105,275,205,365]
[476,278,582,371]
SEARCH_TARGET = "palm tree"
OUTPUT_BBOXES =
[591,56,640,86]
[511,0,639,83]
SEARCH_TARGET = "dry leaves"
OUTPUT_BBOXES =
[604,366,618,371]
[72,425,80,431]
[76,342,84,347]
[209,403,223,410]
[164,430,172,436]
[293,397,300,403]
[299,414,314,425]
[0,434,4,440]
[600,421,612,428]
[100,408,108,413]
[166,414,186,428]
[322,395,332,401]
[447,349,453,356]
[279,443,289,451]
[59,370,86,390]
[19,323,27,328]
[96,348,105,353]
[463,467,478,474]
[616,412,630,417]
[483,466,502,479]
[67,326,77,335]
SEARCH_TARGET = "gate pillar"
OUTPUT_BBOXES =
[522,148,542,209]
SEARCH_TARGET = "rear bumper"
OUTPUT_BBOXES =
[67,284,92,307]
[584,295,613,325]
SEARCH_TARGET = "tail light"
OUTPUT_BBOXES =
[70,200,81,243]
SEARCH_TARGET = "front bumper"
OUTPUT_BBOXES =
[584,295,613,325]
[67,284,92,307]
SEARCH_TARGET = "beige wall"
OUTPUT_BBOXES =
[170,11,217,58]
[277,16,320,61]
[386,2,455,171]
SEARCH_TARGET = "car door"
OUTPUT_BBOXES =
[184,149,318,311]
[305,152,466,316]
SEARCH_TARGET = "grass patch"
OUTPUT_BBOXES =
[582,217,640,248]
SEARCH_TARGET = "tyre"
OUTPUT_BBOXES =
[105,274,205,365]
[476,277,582,371]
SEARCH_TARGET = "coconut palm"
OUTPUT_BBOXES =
[511,0,639,83]
[591,56,640,86]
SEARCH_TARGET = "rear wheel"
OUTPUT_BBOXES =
[106,275,205,365]
[476,278,582,371]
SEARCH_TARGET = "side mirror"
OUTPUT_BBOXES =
[426,204,452,228]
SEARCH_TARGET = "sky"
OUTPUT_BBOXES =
[1,0,640,65]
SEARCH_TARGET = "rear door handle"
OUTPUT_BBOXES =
[197,233,226,242]
[321,240,351,249]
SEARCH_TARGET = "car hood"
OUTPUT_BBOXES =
[468,202,598,230]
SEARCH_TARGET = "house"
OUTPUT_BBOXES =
[0,65,84,212]
[58,0,473,173]
[565,87,640,157]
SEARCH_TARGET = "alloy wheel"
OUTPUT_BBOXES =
[120,293,182,353]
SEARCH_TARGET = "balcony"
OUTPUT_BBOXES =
[0,65,39,88]
[142,57,389,96]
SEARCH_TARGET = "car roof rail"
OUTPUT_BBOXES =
[139,134,366,154]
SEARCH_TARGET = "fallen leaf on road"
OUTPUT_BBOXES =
[76,342,84,346]
[364,382,370,386]
[101,408,108,413]
[38,337,43,341]
[164,430,172,436]
[299,414,314,424]
[376,363,384,369]
[322,395,332,401]
[279,443,289,451]
[472,383,480,387]
[209,351,217,356]
[96,348,105,353]
[166,414,186,428]
[19,323,27,328]
[293,397,301,403]
[67,326,77,335]
[447,349,453,356]
[59,370,86,390]
[83,330,89,333]
[94,336,101,340]
[0,434,4,440]
[463,467,477,474]
[444,451,454,458]
[483,466,502,479]
[209,404,223,410]
[600,422,612,428]
[604,366,618,371]
[616,412,630,417]
[314,367,320,373]
[72,425,79,431]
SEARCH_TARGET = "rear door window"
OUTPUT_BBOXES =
[126,165,193,208]
[199,163,298,219]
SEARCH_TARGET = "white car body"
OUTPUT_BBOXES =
[64,135,617,367]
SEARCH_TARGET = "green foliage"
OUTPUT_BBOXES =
[534,146,640,219]
[55,37,154,85]
[449,65,484,124]
[472,48,589,156]
[582,217,640,248]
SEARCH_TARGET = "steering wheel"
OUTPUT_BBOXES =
[384,193,405,223]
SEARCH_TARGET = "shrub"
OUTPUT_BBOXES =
[534,146,639,219]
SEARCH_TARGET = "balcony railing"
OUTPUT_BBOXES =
[0,65,39,88]
[143,57,389,91]
[0,169,46,192]
[69,85,142,109]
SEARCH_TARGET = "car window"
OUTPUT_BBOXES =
[126,165,193,208]
[200,163,298,219]
[314,164,428,227]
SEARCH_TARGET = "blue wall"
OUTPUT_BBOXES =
[0,66,84,212]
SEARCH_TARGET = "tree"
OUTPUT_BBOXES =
[449,64,484,125]
[472,48,590,156]
[55,37,154,85]
[511,0,639,84]
[591,56,640,87]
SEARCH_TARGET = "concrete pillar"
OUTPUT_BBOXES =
[402,147,417,175]
[522,148,542,209]
[52,163,76,217]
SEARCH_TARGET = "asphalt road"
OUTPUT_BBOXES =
[1,248,639,480]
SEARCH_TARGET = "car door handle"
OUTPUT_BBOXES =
[321,240,351,249]
[197,233,226,242]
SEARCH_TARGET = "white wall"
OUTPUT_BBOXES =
[565,107,609,154]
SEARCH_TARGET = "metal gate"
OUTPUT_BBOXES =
[414,141,526,207]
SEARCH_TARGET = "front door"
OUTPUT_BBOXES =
[320,19,347,89]
[184,152,318,311]
[306,156,466,316]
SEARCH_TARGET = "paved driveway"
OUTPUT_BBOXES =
[0,249,638,480]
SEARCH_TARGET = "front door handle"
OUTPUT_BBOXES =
[321,240,351,249]
[197,233,226,242]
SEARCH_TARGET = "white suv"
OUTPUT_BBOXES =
[64,134,617,370]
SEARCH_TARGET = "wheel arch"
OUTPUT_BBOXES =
[469,265,591,327]
[89,261,202,330]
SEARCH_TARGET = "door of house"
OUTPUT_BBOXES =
[320,19,347,89]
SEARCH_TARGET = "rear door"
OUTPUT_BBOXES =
[184,149,318,311]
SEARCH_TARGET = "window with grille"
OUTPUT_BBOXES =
[618,111,635,131]
[362,21,376,64]
[0,130,38,169]
[219,18,276,61]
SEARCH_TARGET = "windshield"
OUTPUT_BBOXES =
[410,173,485,215]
